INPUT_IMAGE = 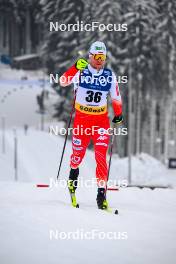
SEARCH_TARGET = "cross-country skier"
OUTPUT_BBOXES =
[60,41,123,210]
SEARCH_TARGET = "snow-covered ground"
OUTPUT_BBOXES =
[0,64,176,264]
[0,129,176,264]
[0,63,57,128]
[0,129,175,187]
[0,181,176,264]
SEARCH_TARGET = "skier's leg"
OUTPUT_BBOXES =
[68,114,90,202]
[94,141,109,187]
[68,167,79,191]
[70,132,90,169]
[69,136,90,192]
[67,166,80,207]
[96,188,108,209]
[92,117,110,209]
[92,123,110,188]
[69,113,90,177]
[94,138,109,209]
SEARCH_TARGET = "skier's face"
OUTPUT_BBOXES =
[89,54,106,70]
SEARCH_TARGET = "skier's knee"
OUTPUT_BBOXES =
[71,155,82,167]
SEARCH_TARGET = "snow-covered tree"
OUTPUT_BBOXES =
[40,0,85,122]
[39,0,176,159]
[118,0,160,155]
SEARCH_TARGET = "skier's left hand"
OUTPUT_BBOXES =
[112,115,123,124]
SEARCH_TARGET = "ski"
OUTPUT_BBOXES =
[69,199,118,214]
[67,181,118,213]
[67,180,79,208]
[82,205,118,214]
[70,192,79,208]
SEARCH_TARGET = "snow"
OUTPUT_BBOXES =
[1,129,175,187]
[0,64,176,264]
[0,180,176,264]
[111,153,176,187]
[13,53,39,61]
[0,128,176,264]
[0,129,94,183]
[0,64,58,128]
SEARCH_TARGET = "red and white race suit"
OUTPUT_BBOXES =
[60,64,122,187]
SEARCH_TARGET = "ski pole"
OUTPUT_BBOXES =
[36,90,77,188]
[106,123,118,191]
[107,123,117,181]
[56,89,77,180]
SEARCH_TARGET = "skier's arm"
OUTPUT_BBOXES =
[59,58,88,87]
[110,73,123,124]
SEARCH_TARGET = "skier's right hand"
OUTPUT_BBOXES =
[75,58,88,70]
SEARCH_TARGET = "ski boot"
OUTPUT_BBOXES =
[96,188,108,210]
[67,168,79,208]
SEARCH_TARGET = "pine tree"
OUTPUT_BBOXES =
[119,0,160,154]
[156,0,176,162]
[40,0,85,122]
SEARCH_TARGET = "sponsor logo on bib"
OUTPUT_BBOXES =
[73,137,81,145]
[75,102,107,115]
